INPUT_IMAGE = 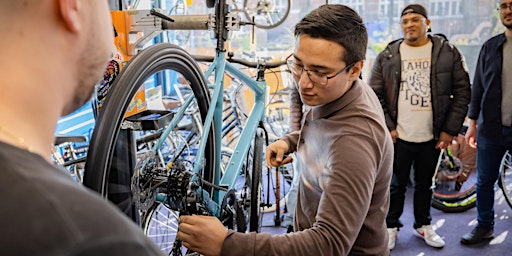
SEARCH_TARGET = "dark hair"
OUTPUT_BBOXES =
[294,4,367,65]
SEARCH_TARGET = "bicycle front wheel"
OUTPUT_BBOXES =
[499,151,512,209]
[83,43,216,253]
[243,0,290,29]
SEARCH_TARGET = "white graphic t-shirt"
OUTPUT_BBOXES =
[396,41,434,143]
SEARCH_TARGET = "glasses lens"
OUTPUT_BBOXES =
[306,71,326,86]
[287,60,301,76]
[286,58,328,86]
[500,4,512,11]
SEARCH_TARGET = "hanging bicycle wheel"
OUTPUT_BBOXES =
[166,0,191,48]
[243,0,290,29]
[432,135,477,212]
[499,151,512,209]
[83,43,216,253]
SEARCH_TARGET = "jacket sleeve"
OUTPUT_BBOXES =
[289,84,303,133]
[467,43,486,120]
[442,44,471,135]
[369,52,395,131]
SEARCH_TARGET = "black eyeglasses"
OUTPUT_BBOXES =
[286,54,354,86]
[498,4,512,12]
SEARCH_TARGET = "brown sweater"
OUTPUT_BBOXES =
[221,79,393,256]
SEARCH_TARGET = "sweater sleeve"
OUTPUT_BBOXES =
[219,134,388,256]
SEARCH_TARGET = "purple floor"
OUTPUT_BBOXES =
[261,184,512,255]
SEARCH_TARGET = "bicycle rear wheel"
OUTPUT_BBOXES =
[499,151,512,209]
[83,43,216,253]
[243,0,290,29]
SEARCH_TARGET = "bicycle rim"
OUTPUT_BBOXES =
[432,142,477,212]
[243,0,290,29]
[433,147,476,202]
[500,151,512,209]
[83,43,216,253]
[142,203,184,254]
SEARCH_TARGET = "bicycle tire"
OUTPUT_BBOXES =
[249,129,264,232]
[431,193,477,213]
[499,151,512,209]
[431,135,477,212]
[83,43,216,221]
[243,0,290,29]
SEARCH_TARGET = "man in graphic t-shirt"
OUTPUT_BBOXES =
[369,3,471,251]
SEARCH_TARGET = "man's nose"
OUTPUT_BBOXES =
[298,70,314,89]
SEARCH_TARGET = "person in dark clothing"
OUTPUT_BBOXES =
[177,4,393,256]
[369,3,471,250]
[0,1,165,255]
[460,0,512,245]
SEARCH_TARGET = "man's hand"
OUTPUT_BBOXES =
[177,215,228,256]
[436,131,454,149]
[465,119,477,148]
[265,139,292,167]
[389,130,398,143]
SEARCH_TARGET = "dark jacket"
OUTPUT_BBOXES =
[468,33,506,137]
[369,34,471,139]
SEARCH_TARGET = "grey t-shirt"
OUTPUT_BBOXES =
[502,36,512,126]
[0,142,165,256]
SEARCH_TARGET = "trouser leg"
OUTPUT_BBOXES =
[387,139,414,228]
[475,135,505,228]
[412,140,439,229]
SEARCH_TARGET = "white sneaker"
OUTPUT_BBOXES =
[387,227,398,250]
[414,225,445,248]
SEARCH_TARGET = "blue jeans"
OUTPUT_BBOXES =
[475,127,512,228]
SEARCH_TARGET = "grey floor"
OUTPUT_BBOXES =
[260,185,512,256]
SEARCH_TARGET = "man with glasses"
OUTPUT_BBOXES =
[369,3,471,250]
[460,0,512,245]
[177,4,393,255]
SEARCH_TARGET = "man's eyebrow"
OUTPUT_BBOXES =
[294,55,330,70]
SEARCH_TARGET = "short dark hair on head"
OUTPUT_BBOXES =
[294,4,367,65]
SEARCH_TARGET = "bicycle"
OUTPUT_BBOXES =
[431,128,512,213]
[52,135,89,183]
[83,2,288,254]
[207,0,290,29]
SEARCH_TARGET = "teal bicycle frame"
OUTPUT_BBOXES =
[146,1,285,219]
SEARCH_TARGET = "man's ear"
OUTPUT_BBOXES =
[58,0,81,32]
[348,60,364,81]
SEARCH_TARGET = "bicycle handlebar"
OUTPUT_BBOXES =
[193,55,287,69]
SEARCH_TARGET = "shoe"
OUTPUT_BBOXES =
[387,227,398,250]
[414,225,445,248]
[460,226,494,245]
